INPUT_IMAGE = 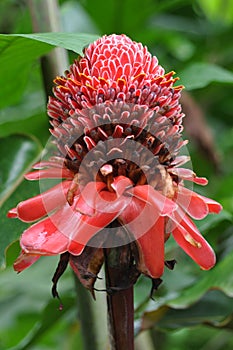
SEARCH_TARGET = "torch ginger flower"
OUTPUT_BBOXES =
[8,34,222,294]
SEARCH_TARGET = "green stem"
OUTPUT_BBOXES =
[27,0,68,96]
[75,276,98,350]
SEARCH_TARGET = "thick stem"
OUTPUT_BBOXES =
[105,244,136,350]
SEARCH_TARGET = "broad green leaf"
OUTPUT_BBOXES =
[179,63,233,90]
[0,33,99,108]
[168,252,233,308]
[0,35,51,108]
[0,134,42,268]
[8,296,75,350]
[15,32,99,54]
[196,210,232,233]
[0,112,50,146]
[0,134,42,205]
[0,90,50,145]
[141,290,233,331]
[135,251,233,329]
[0,91,45,125]
[0,255,76,349]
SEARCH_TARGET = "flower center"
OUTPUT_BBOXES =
[52,102,183,196]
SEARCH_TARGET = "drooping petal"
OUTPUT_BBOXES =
[197,194,222,214]
[171,208,216,270]
[15,180,72,222]
[119,196,165,278]
[20,215,69,255]
[25,168,73,180]
[176,186,209,219]
[137,216,165,278]
[13,251,41,272]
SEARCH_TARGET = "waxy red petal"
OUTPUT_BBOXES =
[20,215,69,255]
[16,180,72,222]
[119,197,165,278]
[25,168,73,180]
[32,161,64,169]
[110,176,133,197]
[198,195,222,214]
[128,185,177,216]
[136,216,165,278]
[7,208,17,218]
[171,208,216,270]
[75,181,106,215]
[169,168,208,185]
[176,186,208,219]
[13,251,41,272]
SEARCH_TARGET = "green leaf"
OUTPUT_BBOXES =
[0,33,99,108]
[0,90,50,145]
[8,296,75,350]
[179,63,233,90]
[0,112,50,146]
[0,134,42,268]
[0,134,42,206]
[0,255,76,349]
[136,252,233,333]
[168,252,233,308]
[16,32,99,53]
[141,290,233,331]
[0,35,51,108]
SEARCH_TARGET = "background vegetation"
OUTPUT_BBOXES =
[0,0,233,349]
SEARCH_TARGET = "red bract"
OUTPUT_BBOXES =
[8,34,222,293]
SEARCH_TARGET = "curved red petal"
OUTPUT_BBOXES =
[176,186,209,219]
[136,216,165,278]
[25,168,73,180]
[128,185,177,216]
[16,180,72,222]
[20,215,69,255]
[7,208,17,218]
[110,176,133,197]
[13,251,41,272]
[32,161,64,169]
[169,168,208,185]
[198,195,222,214]
[119,197,165,278]
[171,209,216,270]
[95,190,131,214]
[75,181,106,215]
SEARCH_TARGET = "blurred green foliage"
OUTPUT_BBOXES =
[0,0,233,349]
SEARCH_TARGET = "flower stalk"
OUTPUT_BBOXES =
[105,245,135,350]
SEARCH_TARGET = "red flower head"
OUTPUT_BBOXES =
[8,34,222,294]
